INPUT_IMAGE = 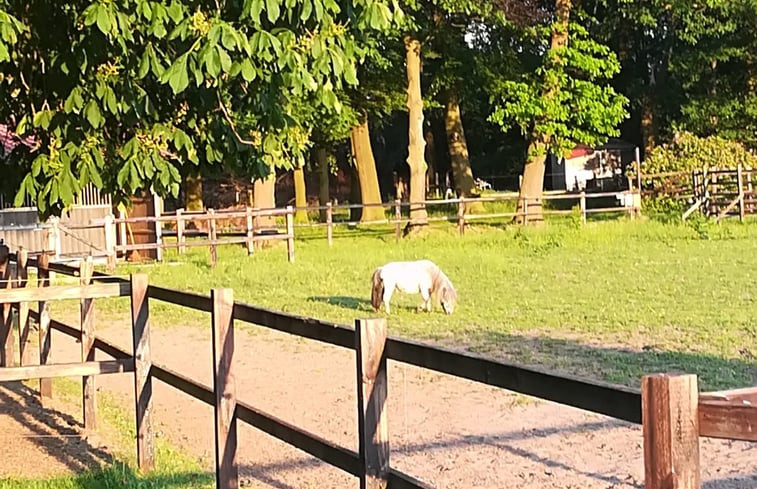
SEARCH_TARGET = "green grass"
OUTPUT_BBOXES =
[0,379,213,489]
[54,216,756,390]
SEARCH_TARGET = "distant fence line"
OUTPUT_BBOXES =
[0,189,641,267]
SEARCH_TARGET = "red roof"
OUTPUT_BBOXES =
[569,144,594,158]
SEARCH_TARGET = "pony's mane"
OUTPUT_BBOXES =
[431,266,457,302]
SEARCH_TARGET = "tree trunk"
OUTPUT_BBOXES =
[641,93,657,159]
[405,35,428,226]
[518,138,549,225]
[253,165,276,231]
[293,165,308,222]
[516,0,571,225]
[350,118,385,223]
[316,146,330,222]
[185,173,203,212]
[424,123,437,196]
[445,91,484,213]
[349,163,362,222]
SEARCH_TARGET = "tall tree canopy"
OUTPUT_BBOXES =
[0,0,398,217]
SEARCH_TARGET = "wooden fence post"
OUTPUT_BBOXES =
[326,202,333,247]
[131,273,155,473]
[212,288,238,489]
[579,192,587,225]
[209,209,218,268]
[50,217,62,260]
[394,199,402,241]
[153,194,163,262]
[118,209,128,257]
[177,208,186,254]
[286,206,295,263]
[642,373,700,489]
[245,207,254,255]
[522,196,529,225]
[355,318,389,489]
[37,252,53,404]
[1,242,14,367]
[104,213,117,272]
[80,256,96,431]
[16,249,31,366]
[737,164,745,222]
[457,198,466,236]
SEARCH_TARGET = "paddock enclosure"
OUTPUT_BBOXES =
[0,246,755,489]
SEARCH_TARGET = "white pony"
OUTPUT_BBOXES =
[371,259,457,315]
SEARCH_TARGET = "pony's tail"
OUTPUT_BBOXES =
[370,268,384,312]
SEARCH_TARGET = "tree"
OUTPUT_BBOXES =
[292,164,308,222]
[487,0,628,223]
[404,35,428,225]
[0,0,399,218]
[350,114,385,221]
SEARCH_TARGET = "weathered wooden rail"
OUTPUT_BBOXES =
[1,247,755,489]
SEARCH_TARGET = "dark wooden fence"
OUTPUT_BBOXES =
[1,247,755,489]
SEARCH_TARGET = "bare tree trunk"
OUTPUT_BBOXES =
[293,166,308,222]
[516,0,571,225]
[349,163,362,222]
[315,146,330,222]
[350,117,385,223]
[424,123,436,196]
[253,165,276,231]
[445,91,484,213]
[405,35,428,226]
[185,173,203,212]
[641,93,657,159]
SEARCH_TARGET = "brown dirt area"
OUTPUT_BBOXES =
[1,320,756,488]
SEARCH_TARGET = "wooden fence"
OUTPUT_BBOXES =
[640,165,756,222]
[285,189,640,244]
[0,246,754,489]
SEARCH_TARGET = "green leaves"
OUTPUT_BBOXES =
[84,100,104,128]
[488,20,628,155]
[162,54,189,94]
[1,0,400,216]
[266,0,281,23]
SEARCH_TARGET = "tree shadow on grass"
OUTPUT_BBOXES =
[463,330,757,391]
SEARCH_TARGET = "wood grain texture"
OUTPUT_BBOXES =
[131,273,155,473]
[80,257,96,431]
[356,318,389,489]
[642,374,700,489]
[212,288,238,489]
[0,359,134,382]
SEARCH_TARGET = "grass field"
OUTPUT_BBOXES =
[65,215,757,391]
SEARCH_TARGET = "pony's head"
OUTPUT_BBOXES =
[439,284,457,315]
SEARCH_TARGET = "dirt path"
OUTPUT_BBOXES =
[2,320,756,488]
[0,380,114,479]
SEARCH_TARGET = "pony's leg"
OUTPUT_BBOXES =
[419,287,431,312]
[383,286,393,314]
